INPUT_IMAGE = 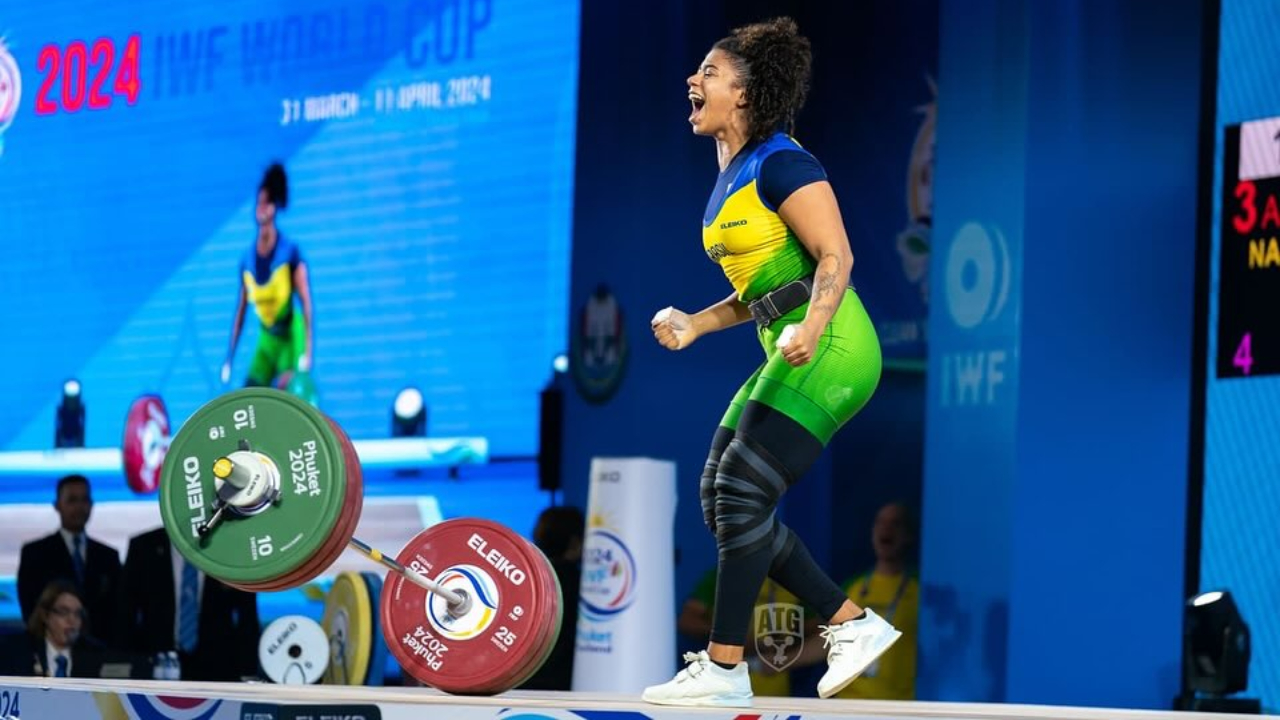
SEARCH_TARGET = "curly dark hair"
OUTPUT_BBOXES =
[713,17,813,142]
[259,162,289,210]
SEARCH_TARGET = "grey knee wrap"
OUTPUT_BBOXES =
[713,437,789,559]
[700,452,719,535]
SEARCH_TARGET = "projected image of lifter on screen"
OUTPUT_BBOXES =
[221,162,317,404]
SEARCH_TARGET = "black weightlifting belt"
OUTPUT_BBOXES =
[748,275,814,329]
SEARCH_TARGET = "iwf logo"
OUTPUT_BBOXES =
[939,221,1015,407]
[0,37,20,157]
[753,602,805,672]
[944,221,1012,330]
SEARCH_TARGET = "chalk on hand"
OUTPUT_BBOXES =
[776,324,799,349]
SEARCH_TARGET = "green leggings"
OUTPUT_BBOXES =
[246,311,306,387]
[721,288,882,444]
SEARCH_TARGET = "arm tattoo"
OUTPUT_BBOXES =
[816,271,840,298]
[817,254,841,292]
[811,253,843,314]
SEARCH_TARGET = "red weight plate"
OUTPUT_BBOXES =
[380,519,557,695]
[497,537,563,693]
[122,394,170,494]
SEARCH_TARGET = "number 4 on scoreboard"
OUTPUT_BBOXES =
[1234,333,1254,376]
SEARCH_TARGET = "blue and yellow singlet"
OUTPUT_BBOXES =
[241,234,303,334]
[701,132,828,301]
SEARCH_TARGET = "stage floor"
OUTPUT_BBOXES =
[0,677,1269,720]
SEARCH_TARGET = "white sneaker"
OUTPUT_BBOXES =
[816,609,903,699]
[641,651,753,707]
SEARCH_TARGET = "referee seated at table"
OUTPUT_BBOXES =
[0,580,105,677]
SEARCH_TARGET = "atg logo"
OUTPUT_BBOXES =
[753,602,805,672]
[0,37,20,157]
[578,529,636,621]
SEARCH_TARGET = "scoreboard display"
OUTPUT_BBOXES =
[1217,117,1280,378]
[1198,1,1280,711]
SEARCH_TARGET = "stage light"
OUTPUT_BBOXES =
[55,378,85,449]
[391,387,426,437]
[538,354,567,493]
[1176,589,1260,713]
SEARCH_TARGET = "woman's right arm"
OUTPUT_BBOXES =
[692,291,753,335]
[652,291,752,351]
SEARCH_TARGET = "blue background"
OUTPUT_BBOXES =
[1200,0,1280,709]
[914,0,1203,708]
[0,0,578,457]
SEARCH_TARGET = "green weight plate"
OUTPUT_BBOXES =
[159,388,348,585]
[240,415,363,592]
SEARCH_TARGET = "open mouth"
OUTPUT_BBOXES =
[688,92,705,123]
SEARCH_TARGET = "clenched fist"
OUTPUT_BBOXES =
[651,306,700,351]
[776,323,818,367]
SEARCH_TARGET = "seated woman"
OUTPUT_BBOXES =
[22,580,103,678]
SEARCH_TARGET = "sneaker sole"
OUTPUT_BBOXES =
[817,629,903,699]
[641,693,753,708]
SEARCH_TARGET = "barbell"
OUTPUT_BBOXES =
[157,388,562,694]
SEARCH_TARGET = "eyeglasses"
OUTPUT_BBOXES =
[48,606,85,620]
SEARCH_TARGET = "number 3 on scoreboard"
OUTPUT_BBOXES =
[1234,333,1254,376]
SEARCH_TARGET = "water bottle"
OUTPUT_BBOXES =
[153,652,179,680]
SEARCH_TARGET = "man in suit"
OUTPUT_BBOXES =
[17,474,121,647]
[118,526,260,681]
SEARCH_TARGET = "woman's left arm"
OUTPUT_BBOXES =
[776,181,854,366]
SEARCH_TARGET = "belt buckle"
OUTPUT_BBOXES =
[750,301,770,328]
[751,293,782,328]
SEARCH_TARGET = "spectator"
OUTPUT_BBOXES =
[17,474,121,646]
[521,506,585,690]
